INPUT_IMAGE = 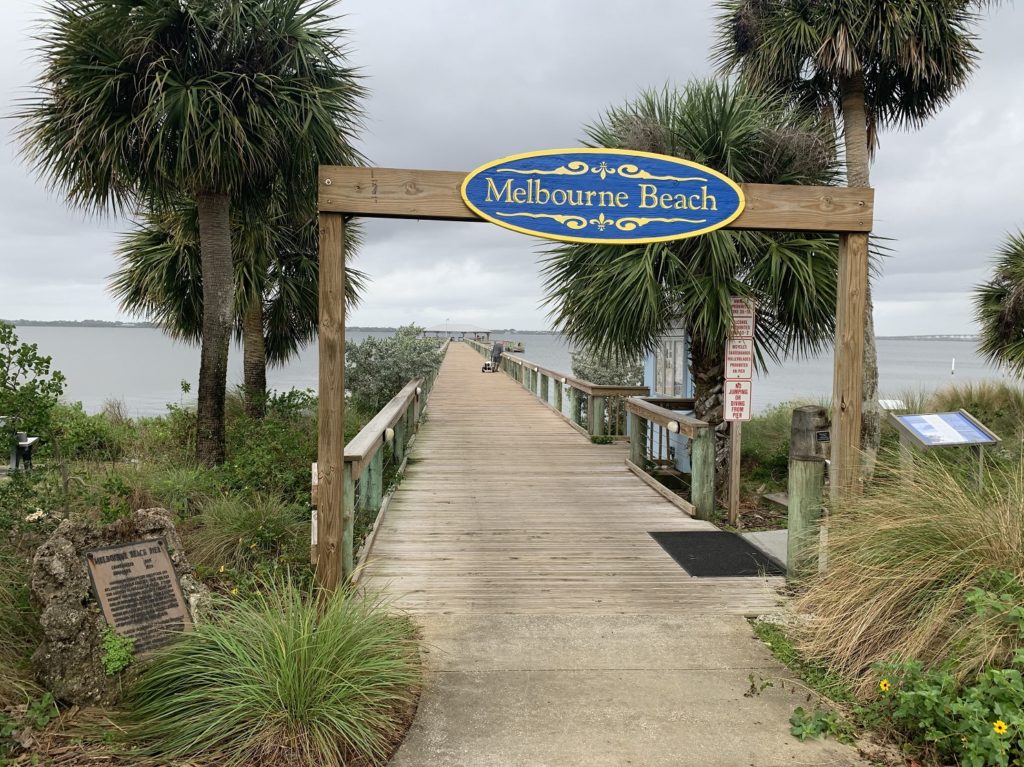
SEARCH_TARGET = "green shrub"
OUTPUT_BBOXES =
[0,554,41,706]
[0,323,66,445]
[871,657,1023,767]
[181,494,309,574]
[122,584,421,767]
[794,453,1024,694]
[50,402,131,463]
[101,626,135,676]
[346,326,443,413]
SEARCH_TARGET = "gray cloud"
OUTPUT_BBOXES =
[1,0,1021,336]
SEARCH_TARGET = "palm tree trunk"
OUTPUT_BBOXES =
[195,192,233,466]
[839,74,882,477]
[242,300,267,419]
[689,337,729,501]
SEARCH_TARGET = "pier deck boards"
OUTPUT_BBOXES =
[361,343,783,615]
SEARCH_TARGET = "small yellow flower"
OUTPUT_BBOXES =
[230,587,239,596]
[218,565,225,574]
[993,720,1008,736]
[879,679,891,693]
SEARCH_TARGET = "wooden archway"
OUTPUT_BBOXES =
[314,165,873,590]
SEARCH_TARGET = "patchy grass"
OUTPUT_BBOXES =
[121,583,421,767]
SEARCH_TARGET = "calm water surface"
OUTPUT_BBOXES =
[14,327,1013,417]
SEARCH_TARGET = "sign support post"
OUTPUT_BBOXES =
[315,212,348,592]
[725,297,755,526]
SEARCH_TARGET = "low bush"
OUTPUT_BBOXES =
[122,584,420,767]
[182,494,309,575]
[794,452,1024,694]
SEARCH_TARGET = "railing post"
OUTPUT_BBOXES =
[367,450,384,513]
[342,463,355,580]
[394,417,406,465]
[629,413,645,465]
[690,425,715,521]
[788,405,829,581]
[554,379,563,414]
[590,395,605,437]
[569,387,580,426]
[540,373,549,403]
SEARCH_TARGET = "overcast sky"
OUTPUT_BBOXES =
[1,1,1021,334]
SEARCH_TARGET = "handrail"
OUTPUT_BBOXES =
[626,397,707,439]
[311,338,449,579]
[498,353,649,398]
[345,379,422,479]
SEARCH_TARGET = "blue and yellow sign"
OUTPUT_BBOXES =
[461,148,745,244]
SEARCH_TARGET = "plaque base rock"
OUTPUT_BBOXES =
[30,508,210,705]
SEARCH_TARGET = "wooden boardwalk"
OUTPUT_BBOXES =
[361,343,783,615]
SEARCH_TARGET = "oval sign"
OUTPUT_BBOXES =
[461,148,745,244]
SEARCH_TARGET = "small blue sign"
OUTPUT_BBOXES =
[461,149,745,244]
[894,411,999,447]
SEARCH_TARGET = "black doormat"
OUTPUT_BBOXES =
[649,531,785,577]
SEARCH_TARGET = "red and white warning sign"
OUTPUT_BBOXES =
[725,338,753,380]
[729,296,755,338]
[725,379,752,422]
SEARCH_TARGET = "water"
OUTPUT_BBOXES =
[11,326,1014,417]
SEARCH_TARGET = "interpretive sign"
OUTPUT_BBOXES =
[891,411,999,449]
[461,148,745,244]
[85,538,192,653]
[725,338,754,380]
[725,380,752,421]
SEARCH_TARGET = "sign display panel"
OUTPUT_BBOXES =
[85,538,192,654]
[725,338,753,380]
[725,379,752,422]
[461,149,745,244]
[893,411,999,448]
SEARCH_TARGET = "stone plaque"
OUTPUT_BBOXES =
[85,538,192,653]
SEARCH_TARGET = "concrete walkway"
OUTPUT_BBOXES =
[367,345,862,766]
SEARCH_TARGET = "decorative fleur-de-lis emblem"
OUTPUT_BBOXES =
[589,212,613,231]
[591,161,615,180]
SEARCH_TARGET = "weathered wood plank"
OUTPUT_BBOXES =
[359,343,782,615]
[318,167,873,233]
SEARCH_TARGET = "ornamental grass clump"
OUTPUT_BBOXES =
[794,452,1024,694]
[121,584,420,767]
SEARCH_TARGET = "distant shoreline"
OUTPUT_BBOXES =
[5,321,980,341]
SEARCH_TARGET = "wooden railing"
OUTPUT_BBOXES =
[467,339,647,439]
[625,397,714,520]
[311,340,447,580]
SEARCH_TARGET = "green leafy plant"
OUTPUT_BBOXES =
[25,692,59,729]
[871,660,1024,767]
[0,323,66,446]
[590,435,615,445]
[101,626,135,676]
[346,326,444,413]
[121,583,421,767]
[789,706,854,743]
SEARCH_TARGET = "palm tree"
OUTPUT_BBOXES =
[542,81,840,490]
[975,231,1024,376]
[111,194,366,418]
[713,0,1003,472]
[18,0,365,465]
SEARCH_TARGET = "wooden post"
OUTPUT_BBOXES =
[630,413,645,465]
[569,387,580,426]
[367,450,384,512]
[690,426,715,521]
[315,212,346,592]
[342,463,355,579]
[590,396,605,437]
[728,421,742,527]
[788,405,829,581]
[394,418,406,465]
[540,373,549,403]
[831,232,869,499]
[554,379,563,414]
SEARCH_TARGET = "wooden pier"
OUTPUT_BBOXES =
[361,343,782,615]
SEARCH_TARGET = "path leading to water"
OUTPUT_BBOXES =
[362,344,862,766]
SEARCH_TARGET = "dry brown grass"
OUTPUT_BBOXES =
[794,451,1024,695]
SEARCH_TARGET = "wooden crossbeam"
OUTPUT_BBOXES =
[318,166,873,233]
